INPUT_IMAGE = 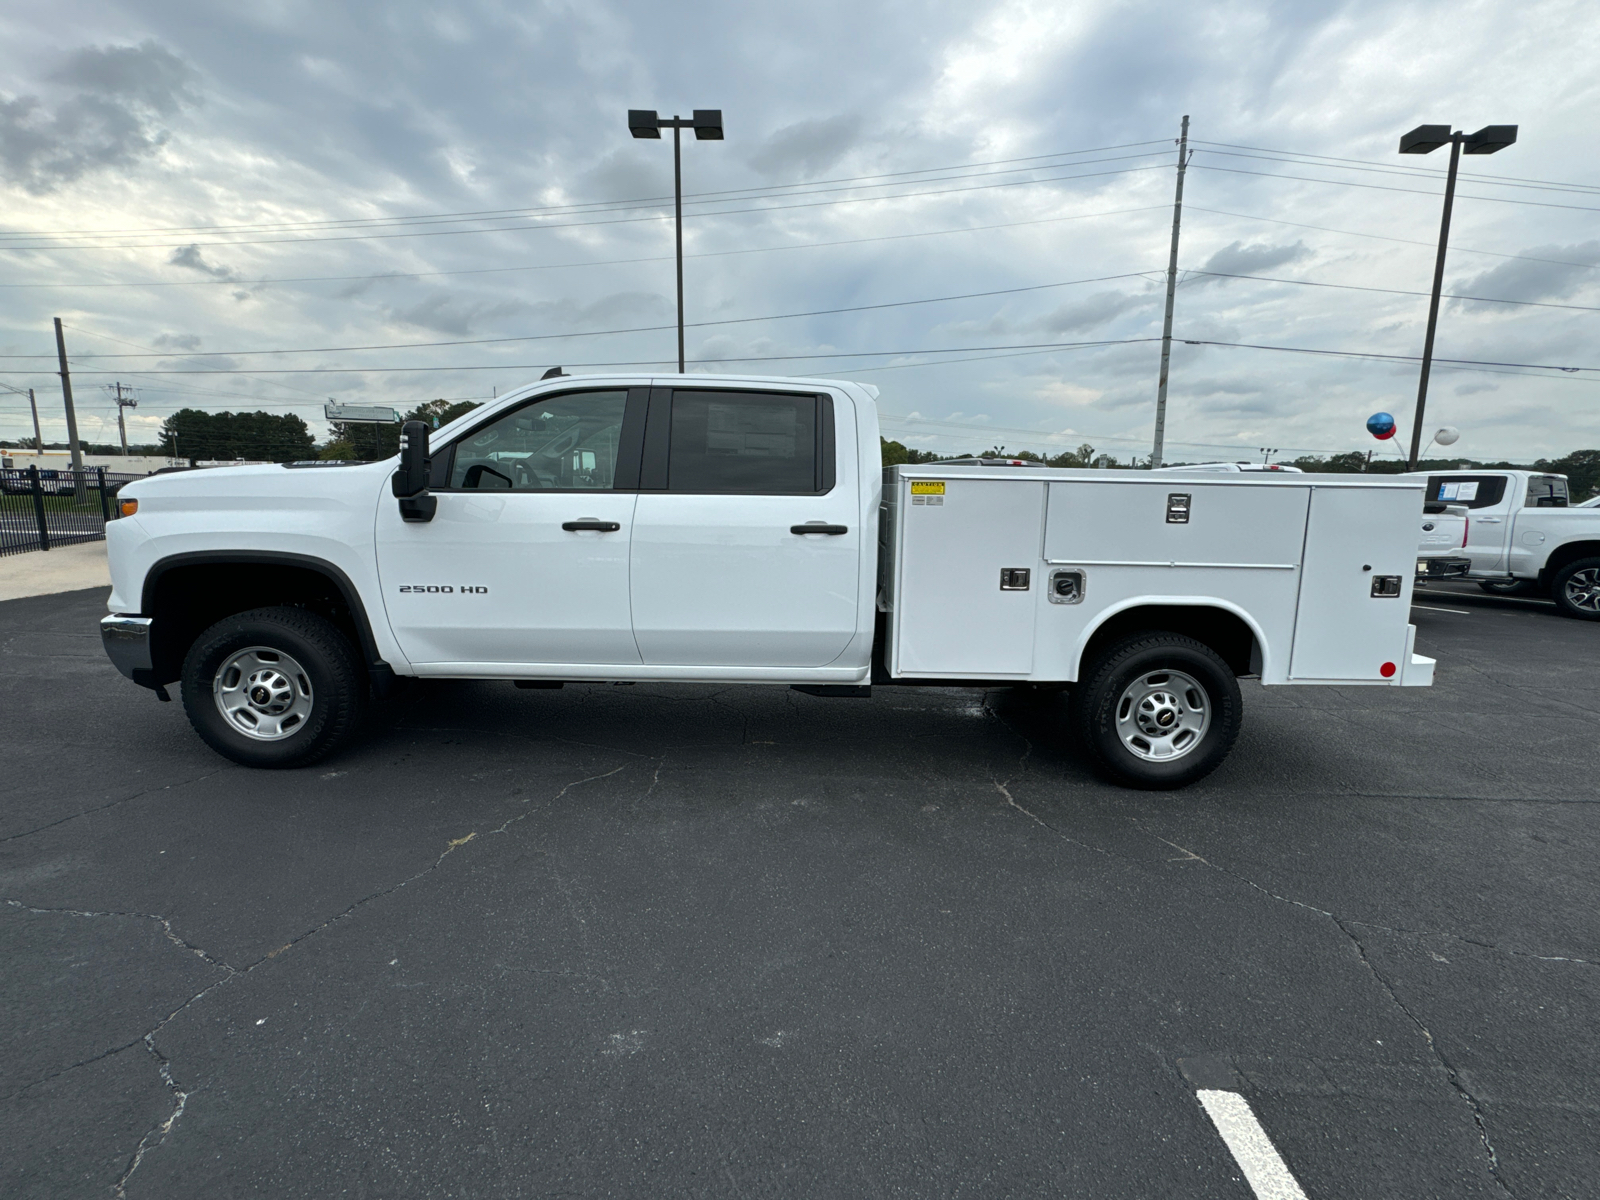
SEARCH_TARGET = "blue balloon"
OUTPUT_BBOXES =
[1367,412,1397,440]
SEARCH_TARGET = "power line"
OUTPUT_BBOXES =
[1185,204,1600,271]
[14,271,1158,361]
[1189,140,1600,196]
[0,139,1173,241]
[1189,161,1600,215]
[0,162,1173,253]
[1185,269,1600,313]
[1,337,1164,376]
[1177,337,1600,374]
[0,204,1171,291]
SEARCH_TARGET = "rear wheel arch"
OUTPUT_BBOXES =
[1075,602,1264,681]
[140,551,385,685]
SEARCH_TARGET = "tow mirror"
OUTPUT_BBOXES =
[392,420,437,522]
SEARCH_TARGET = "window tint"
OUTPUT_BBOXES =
[1424,474,1508,510]
[1526,475,1569,508]
[668,391,819,494]
[450,391,626,490]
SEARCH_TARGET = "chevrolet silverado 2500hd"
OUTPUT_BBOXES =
[100,374,1434,788]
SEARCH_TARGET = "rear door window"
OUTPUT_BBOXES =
[1525,475,1569,507]
[1424,474,1508,510]
[665,390,828,494]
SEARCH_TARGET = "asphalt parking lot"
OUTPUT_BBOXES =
[3,583,1596,1199]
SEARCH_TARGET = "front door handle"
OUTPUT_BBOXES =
[562,519,622,532]
[791,523,849,535]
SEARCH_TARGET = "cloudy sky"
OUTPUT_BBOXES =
[1,0,1597,463]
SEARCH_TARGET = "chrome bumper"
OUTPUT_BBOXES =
[100,614,153,680]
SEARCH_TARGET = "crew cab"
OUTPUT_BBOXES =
[100,373,1434,788]
[1406,469,1600,618]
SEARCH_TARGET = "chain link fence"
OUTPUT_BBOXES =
[0,467,142,557]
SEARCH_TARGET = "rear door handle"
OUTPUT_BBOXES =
[562,519,622,532]
[791,523,849,535]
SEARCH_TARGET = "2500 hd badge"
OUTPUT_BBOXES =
[397,585,489,594]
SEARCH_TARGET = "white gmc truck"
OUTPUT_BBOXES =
[100,374,1434,788]
[1408,469,1600,618]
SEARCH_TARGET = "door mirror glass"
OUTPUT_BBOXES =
[392,421,430,498]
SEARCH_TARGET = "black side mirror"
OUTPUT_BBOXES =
[393,420,436,522]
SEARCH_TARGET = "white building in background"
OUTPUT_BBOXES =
[1,450,184,474]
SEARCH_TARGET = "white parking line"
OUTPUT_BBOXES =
[1196,1089,1309,1200]
[1412,603,1472,614]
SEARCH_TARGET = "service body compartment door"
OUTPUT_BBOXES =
[892,477,1044,676]
[1290,485,1418,680]
[629,388,860,667]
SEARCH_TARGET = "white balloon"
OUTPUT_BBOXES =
[1433,426,1460,446]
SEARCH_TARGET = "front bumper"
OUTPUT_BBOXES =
[100,614,153,681]
[1416,555,1471,580]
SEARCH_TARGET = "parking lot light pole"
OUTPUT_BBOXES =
[629,109,723,373]
[1398,123,1516,470]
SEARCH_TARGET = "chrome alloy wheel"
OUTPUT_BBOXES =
[1114,669,1210,762]
[1563,567,1600,613]
[213,646,314,741]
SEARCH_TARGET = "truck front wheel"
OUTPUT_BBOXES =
[1072,633,1241,789]
[1552,558,1600,620]
[180,606,367,768]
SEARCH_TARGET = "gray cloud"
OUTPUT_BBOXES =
[53,41,198,114]
[748,115,863,180]
[169,245,236,280]
[0,41,197,192]
[386,293,532,337]
[1452,242,1600,312]
[1193,240,1310,283]
[1035,290,1155,335]
[151,333,202,351]
[581,149,670,202]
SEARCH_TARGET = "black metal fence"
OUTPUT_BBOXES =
[0,467,142,557]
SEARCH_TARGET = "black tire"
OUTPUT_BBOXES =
[1551,557,1600,621]
[1478,578,1540,597]
[1071,633,1242,790]
[181,606,367,768]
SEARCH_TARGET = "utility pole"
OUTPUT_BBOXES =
[28,388,41,453]
[111,381,137,456]
[1150,115,1190,470]
[53,318,85,477]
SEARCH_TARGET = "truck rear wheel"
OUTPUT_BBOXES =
[180,606,367,768]
[1552,557,1600,620]
[1072,633,1241,789]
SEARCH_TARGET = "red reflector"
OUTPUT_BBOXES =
[1380,661,1397,678]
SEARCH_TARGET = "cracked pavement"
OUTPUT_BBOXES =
[1,584,1595,1198]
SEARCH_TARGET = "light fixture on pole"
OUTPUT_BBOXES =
[1398,122,1516,471]
[629,108,723,373]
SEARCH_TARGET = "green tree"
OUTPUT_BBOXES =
[159,410,316,463]
[1536,449,1600,502]
[879,437,942,465]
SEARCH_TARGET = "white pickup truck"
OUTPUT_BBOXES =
[1407,469,1600,618]
[100,373,1434,788]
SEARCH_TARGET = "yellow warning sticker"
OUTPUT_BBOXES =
[910,481,946,495]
